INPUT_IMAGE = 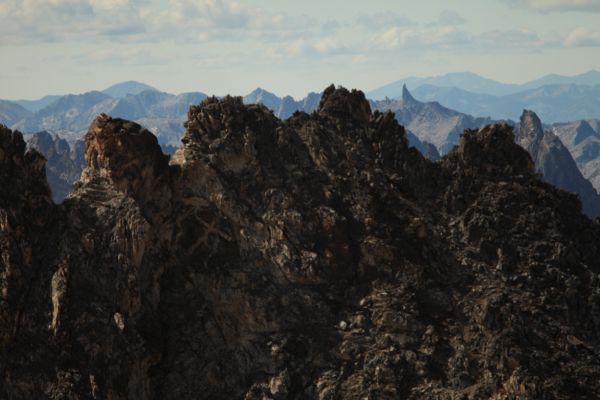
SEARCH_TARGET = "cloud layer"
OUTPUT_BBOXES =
[503,0,600,12]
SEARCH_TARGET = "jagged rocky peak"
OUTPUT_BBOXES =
[0,124,26,163]
[516,109,544,154]
[82,113,169,196]
[26,131,86,204]
[3,86,600,399]
[179,95,279,169]
[27,130,56,152]
[0,125,52,220]
[0,125,48,185]
[317,84,372,123]
[401,83,417,103]
[450,122,535,175]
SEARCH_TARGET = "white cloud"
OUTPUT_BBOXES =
[272,36,354,59]
[0,0,323,45]
[373,26,469,50]
[0,0,146,44]
[502,0,600,12]
[372,26,546,52]
[565,27,600,47]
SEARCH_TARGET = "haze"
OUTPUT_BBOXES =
[1,0,600,99]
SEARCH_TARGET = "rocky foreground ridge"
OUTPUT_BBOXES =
[1,86,600,399]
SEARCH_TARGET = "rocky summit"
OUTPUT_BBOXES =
[1,85,600,399]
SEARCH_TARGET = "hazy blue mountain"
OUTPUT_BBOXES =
[102,80,158,98]
[12,91,112,133]
[243,88,321,119]
[26,131,85,203]
[0,100,32,126]
[521,70,600,91]
[405,131,440,161]
[13,95,63,112]
[371,85,493,154]
[368,70,600,99]
[12,89,207,147]
[244,88,282,111]
[411,85,499,117]
[515,110,600,218]
[552,119,600,193]
[412,83,600,123]
[368,72,521,99]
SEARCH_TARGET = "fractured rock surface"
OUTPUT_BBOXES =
[1,86,600,399]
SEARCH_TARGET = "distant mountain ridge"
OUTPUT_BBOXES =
[411,83,600,123]
[9,89,208,148]
[26,131,85,203]
[0,100,31,126]
[102,80,158,98]
[5,82,600,217]
[515,111,600,217]
[552,119,600,193]
[13,95,63,113]
[368,70,600,98]
[372,85,494,154]
[243,88,321,120]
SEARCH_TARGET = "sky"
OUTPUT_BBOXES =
[1,0,600,99]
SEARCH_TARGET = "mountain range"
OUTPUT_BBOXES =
[3,86,600,398]
[372,86,494,154]
[368,70,600,98]
[7,88,208,148]
[369,86,600,217]
[367,70,600,123]
[5,79,600,218]
[411,83,600,123]
[514,111,600,217]
[243,88,321,120]
[552,119,600,192]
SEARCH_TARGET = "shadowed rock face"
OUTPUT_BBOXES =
[26,131,85,203]
[552,119,600,193]
[2,87,600,399]
[515,110,600,217]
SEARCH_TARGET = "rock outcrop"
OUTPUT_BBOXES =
[26,131,85,203]
[1,86,600,399]
[372,85,493,154]
[515,110,600,217]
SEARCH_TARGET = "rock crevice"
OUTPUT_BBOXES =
[1,87,600,399]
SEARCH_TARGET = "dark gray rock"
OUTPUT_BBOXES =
[2,87,600,399]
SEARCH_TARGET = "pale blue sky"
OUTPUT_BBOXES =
[1,0,600,99]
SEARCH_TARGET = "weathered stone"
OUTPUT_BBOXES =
[1,86,600,399]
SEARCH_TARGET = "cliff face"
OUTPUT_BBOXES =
[515,110,600,217]
[552,119,600,192]
[26,131,86,203]
[2,86,600,399]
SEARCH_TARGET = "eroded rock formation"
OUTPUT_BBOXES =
[1,86,600,399]
[26,131,85,203]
